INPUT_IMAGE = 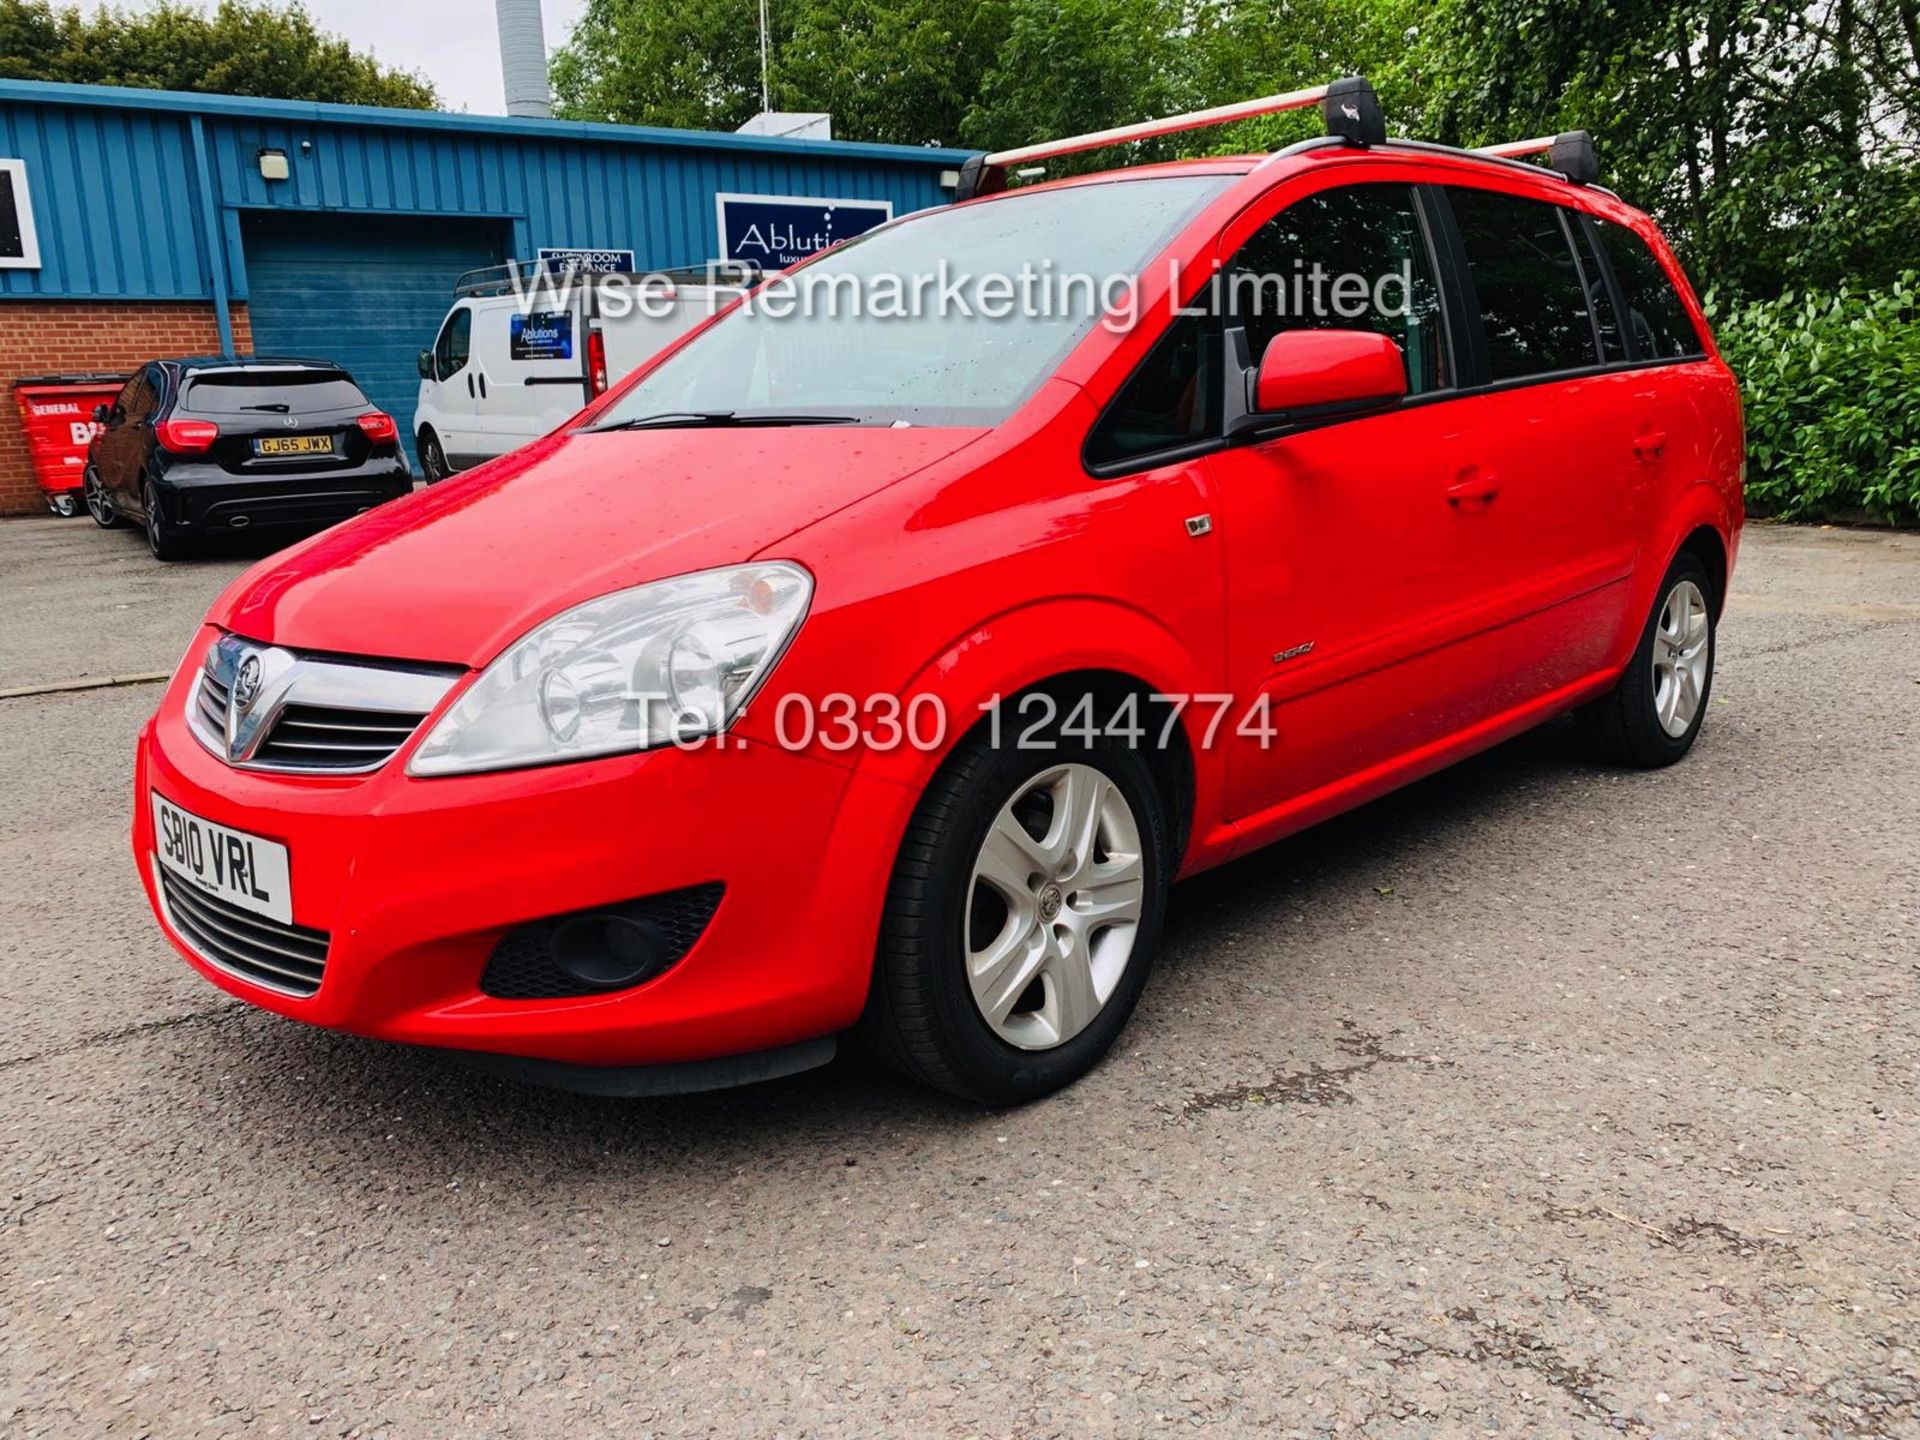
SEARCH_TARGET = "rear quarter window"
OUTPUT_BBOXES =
[183,373,369,415]
[1590,218,1705,362]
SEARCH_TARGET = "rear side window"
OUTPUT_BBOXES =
[1590,218,1704,362]
[184,372,369,415]
[1446,186,1597,381]
[1571,220,1627,364]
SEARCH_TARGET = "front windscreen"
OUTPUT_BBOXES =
[591,175,1234,429]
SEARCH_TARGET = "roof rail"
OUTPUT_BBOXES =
[955,75,1385,201]
[1472,130,1599,185]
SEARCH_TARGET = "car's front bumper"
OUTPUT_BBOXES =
[132,630,907,1072]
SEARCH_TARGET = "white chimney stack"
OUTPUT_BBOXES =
[495,0,551,119]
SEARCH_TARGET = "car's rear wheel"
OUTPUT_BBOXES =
[84,467,119,528]
[419,427,451,484]
[1580,552,1717,767]
[143,480,190,562]
[862,722,1170,1105]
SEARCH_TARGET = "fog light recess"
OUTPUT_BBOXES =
[481,883,724,1001]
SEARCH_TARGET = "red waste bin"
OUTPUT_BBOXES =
[13,373,130,517]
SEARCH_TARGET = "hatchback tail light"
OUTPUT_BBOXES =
[588,329,609,397]
[357,411,399,445]
[155,418,219,454]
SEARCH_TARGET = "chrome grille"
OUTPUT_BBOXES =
[195,670,231,736]
[254,702,429,771]
[188,634,461,776]
[157,866,330,997]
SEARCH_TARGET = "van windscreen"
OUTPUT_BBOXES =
[183,372,369,414]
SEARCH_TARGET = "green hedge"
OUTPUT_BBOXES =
[1709,275,1920,526]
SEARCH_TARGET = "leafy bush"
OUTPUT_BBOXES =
[1710,276,1920,525]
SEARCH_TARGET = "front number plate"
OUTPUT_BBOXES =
[151,793,293,926]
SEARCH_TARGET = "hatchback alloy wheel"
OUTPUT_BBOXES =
[965,762,1146,1051]
[84,467,118,528]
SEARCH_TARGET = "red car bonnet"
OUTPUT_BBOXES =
[208,423,987,669]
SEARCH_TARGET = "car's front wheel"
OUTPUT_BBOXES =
[84,466,119,528]
[862,721,1171,1105]
[1581,551,1717,766]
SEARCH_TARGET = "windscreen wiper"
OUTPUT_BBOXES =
[585,411,860,432]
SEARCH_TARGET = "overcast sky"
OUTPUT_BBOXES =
[129,0,590,115]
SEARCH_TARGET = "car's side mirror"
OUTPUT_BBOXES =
[1225,327,1408,439]
[417,349,435,380]
[93,403,114,425]
[1255,330,1408,413]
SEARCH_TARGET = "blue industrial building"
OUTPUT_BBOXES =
[0,79,969,508]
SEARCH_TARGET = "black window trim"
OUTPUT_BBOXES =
[1082,181,1715,481]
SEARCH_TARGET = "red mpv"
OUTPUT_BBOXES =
[134,91,1743,1105]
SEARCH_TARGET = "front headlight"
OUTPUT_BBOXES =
[408,562,813,776]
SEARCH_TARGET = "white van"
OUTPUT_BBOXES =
[411,262,748,481]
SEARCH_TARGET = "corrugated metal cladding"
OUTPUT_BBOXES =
[0,79,971,303]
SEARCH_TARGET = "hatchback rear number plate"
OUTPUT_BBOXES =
[254,435,334,457]
[151,793,293,925]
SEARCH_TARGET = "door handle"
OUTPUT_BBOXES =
[1447,468,1500,506]
[1634,429,1668,461]
[478,372,488,400]
[466,373,475,398]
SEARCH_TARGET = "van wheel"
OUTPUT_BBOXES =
[84,467,119,528]
[419,428,451,483]
[143,480,190,562]
[861,725,1170,1105]
[1580,552,1716,767]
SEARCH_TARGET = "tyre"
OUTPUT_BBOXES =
[861,718,1171,1105]
[143,480,191,562]
[419,427,451,484]
[1580,551,1716,767]
[84,467,120,528]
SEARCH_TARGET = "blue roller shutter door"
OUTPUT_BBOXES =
[241,213,508,469]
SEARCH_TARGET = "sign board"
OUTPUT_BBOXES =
[715,193,894,271]
[0,159,41,269]
[537,247,636,277]
[510,311,574,361]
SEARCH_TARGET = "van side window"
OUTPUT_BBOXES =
[1446,186,1597,380]
[1086,312,1220,466]
[434,308,471,381]
[1590,218,1705,362]
[1221,184,1450,395]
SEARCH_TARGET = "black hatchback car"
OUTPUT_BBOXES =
[84,357,412,560]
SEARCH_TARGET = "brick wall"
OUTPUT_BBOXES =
[0,301,253,516]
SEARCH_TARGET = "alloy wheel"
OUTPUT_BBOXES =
[84,469,114,526]
[965,762,1145,1051]
[1651,578,1711,737]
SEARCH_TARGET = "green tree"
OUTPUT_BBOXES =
[0,0,438,108]
[1420,0,1920,299]
[550,0,765,132]
[553,0,1010,145]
